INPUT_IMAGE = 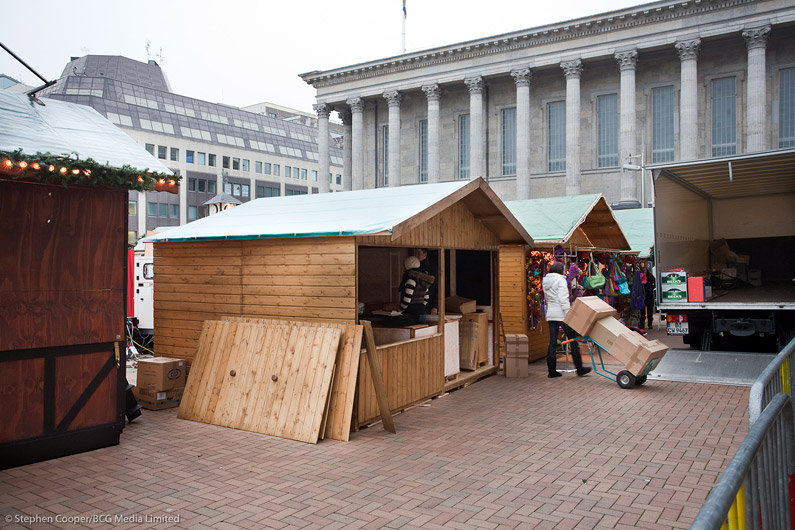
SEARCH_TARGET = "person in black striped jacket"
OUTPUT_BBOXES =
[398,256,434,324]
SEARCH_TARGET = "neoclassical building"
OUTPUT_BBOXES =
[302,0,795,207]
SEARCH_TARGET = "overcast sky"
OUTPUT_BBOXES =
[1,0,643,114]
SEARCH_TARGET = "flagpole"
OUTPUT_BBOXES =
[402,0,406,53]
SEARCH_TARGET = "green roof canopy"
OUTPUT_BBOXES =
[612,208,654,259]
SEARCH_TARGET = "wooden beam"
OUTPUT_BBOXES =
[360,321,396,434]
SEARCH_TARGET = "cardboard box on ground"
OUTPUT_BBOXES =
[504,334,528,378]
[136,357,187,410]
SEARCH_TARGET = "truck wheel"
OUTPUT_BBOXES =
[635,375,647,386]
[617,370,635,389]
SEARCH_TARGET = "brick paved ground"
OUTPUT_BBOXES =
[0,359,748,530]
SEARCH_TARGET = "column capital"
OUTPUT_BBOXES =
[464,76,484,94]
[383,90,402,107]
[312,103,331,119]
[675,39,701,61]
[560,59,583,79]
[346,97,365,113]
[742,25,771,50]
[421,84,441,101]
[510,68,533,87]
[337,109,352,126]
[614,50,638,71]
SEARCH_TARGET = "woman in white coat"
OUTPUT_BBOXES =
[542,261,591,378]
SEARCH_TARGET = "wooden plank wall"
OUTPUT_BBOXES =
[498,245,528,335]
[360,202,500,250]
[0,180,125,351]
[356,334,444,426]
[154,237,357,364]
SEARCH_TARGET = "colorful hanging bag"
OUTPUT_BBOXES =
[585,259,605,290]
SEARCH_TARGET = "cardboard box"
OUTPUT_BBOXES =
[588,316,629,352]
[461,312,489,365]
[505,355,528,378]
[610,334,668,376]
[137,357,186,391]
[133,386,184,411]
[564,296,618,335]
[687,277,705,302]
[505,333,528,359]
[445,296,477,314]
[459,321,478,370]
[661,271,688,302]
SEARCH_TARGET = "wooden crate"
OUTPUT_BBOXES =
[460,312,489,366]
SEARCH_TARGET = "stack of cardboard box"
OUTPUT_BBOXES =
[504,334,528,378]
[134,357,186,410]
[564,297,668,377]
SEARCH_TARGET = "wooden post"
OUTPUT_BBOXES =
[360,321,396,434]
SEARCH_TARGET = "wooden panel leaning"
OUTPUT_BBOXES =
[224,316,362,442]
[178,320,341,444]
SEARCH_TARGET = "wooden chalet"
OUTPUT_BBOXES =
[0,90,177,468]
[145,177,533,428]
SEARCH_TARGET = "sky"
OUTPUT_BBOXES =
[1,0,644,115]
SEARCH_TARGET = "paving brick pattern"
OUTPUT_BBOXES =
[0,361,748,529]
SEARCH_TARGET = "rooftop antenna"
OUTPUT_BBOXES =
[145,40,151,61]
[156,47,165,67]
[401,0,407,53]
[80,46,90,56]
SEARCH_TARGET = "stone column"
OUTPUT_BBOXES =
[346,97,365,190]
[383,91,402,187]
[422,84,441,183]
[616,50,639,205]
[137,191,146,237]
[743,25,771,152]
[313,103,331,193]
[338,109,352,191]
[561,60,583,196]
[676,39,701,161]
[511,68,532,199]
[465,76,484,180]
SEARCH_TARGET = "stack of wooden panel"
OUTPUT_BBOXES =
[178,318,362,444]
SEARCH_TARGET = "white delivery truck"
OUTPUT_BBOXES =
[649,149,795,352]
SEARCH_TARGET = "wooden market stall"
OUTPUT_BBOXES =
[0,90,178,469]
[146,177,532,429]
[500,194,631,360]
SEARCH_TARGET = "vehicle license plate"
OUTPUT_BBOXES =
[667,321,689,335]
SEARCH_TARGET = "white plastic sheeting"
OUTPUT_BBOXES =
[144,181,471,242]
[0,90,171,174]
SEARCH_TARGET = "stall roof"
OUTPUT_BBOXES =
[0,90,171,174]
[612,208,654,259]
[647,148,795,199]
[144,177,533,244]
[506,194,631,251]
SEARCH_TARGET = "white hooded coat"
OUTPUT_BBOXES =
[542,272,571,322]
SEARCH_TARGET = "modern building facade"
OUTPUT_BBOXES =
[38,55,344,243]
[302,0,795,207]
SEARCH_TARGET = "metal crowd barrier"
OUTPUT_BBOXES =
[691,393,795,529]
[749,337,795,426]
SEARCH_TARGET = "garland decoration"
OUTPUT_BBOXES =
[0,149,180,193]
[526,250,555,330]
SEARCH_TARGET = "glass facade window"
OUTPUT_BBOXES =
[232,158,240,170]
[188,178,197,191]
[273,165,280,176]
[209,154,216,167]
[188,206,198,220]
[311,170,317,181]
[128,201,137,215]
[158,203,168,217]
[263,162,271,175]
[458,115,469,180]
[222,156,230,169]
[256,185,280,198]
[597,94,618,168]
[169,204,179,219]
[127,231,137,246]
[301,169,307,180]
[419,119,428,183]
[157,145,167,160]
[255,161,262,173]
[224,182,232,194]
[294,167,300,179]
[382,125,389,185]
[501,108,517,175]
[285,166,292,178]
[712,77,737,156]
[780,68,795,148]
[242,159,250,172]
[652,86,675,163]
[145,144,155,155]
[170,147,179,161]
[147,202,157,216]
[233,183,241,196]
[241,184,250,198]
[186,150,194,164]
[336,174,342,185]
[197,152,206,165]
[208,180,216,194]
[548,101,566,172]
[198,179,206,192]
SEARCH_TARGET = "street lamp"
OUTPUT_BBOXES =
[622,152,650,209]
